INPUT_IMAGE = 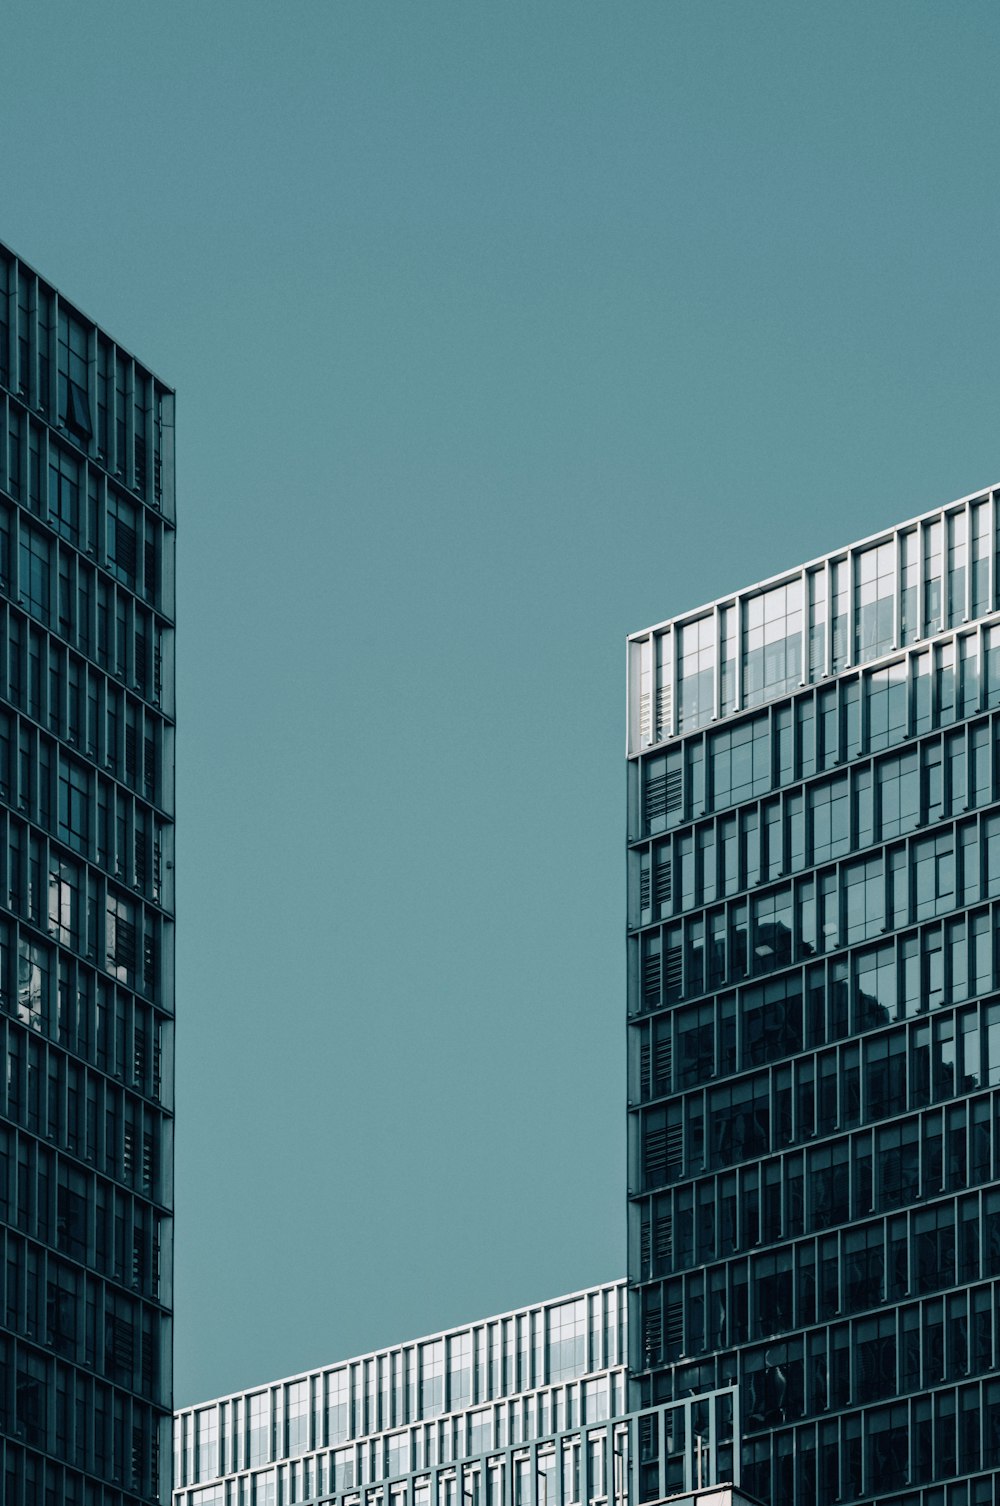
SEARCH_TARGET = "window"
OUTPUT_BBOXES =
[58,310,91,439]
[867,661,907,749]
[913,833,955,920]
[547,1299,586,1382]
[878,750,919,839]
[287,1380,308,1456]
[876,1120,919,1210]
[48,444,81,542]
[843,856,884,943]
[58,757,89,853]
[742,580,802,708]
[853,944,895,1028]
[924,520,943,635]
[709,715,769,808]
[448,1332,471,1410]
[855,542,894,663]
[108,490,137,587]
[677,615,714,731]
[809,776,849,863]
[741,975,803,1068]
[248,1393,269,1467]
[419,1340,444,1415]
[107,891,136,983]
[17,937,48,1031]
[195,1407,219,1482]
[19,524,49,622]
[947,509,967,627]
[48,857,80,947]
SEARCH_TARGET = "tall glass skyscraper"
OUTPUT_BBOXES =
[626,487,1000,1505]
[0,243,175,1505]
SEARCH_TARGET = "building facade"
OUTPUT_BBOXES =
[0,245,176,1504]
[626,487,1000,1505]
[172,1283,736,1506]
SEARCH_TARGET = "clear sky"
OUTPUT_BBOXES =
[3,1,999,1406]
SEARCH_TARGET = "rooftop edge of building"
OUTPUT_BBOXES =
[0,235,175,393]
[626,480,1000,755]
[176,1278,627,1416]
[627,480,1000,643]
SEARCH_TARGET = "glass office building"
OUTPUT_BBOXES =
[0,244,176,1504]
[627,486,1000,1505]
[172,1282,736,1506]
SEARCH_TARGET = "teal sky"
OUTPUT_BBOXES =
[3,2,999,1406]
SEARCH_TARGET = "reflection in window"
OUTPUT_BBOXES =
[866,661,907,750]
[677,615,714,731]
[947,509,967,627]
[831,560,849,670]
[807,568,826,679]
[853,944,895,1027]
[720,604,737,714]
[248,1394,270,1467]
[548,1299,586,1383]
[58,309,92,439]
[287,1379,308,1456]
[971,498,990,615]
[924,521,943,635]
[741,975,803,1069]
[897,529,918,644]
[710,716,769,808]
[743,581,802,708]
[17,936,48,1030]
[419,1340,444,1415]
[855,542,894,663]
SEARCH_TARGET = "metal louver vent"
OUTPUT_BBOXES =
[654,1214,672,1263]
[644,1126,668,1180]
[645,773,667,822]
[114,919,137,970]
[143,935,156,990]
[654,857,672,907]
[143,738,155,800]
[639,865,651,911]
[663,946,682,992]
[141,1132,154,1193]
[115,521,137,578]
[809,628,824,674]
[642,951,661,1009]
[108,1314,134,1371]
[133,1028,147,1084]
[656,684,671,740]
[639,1042,651,1097]
[665,769,682,812]
[639,691,652,744]
[653,1036,672,1092]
